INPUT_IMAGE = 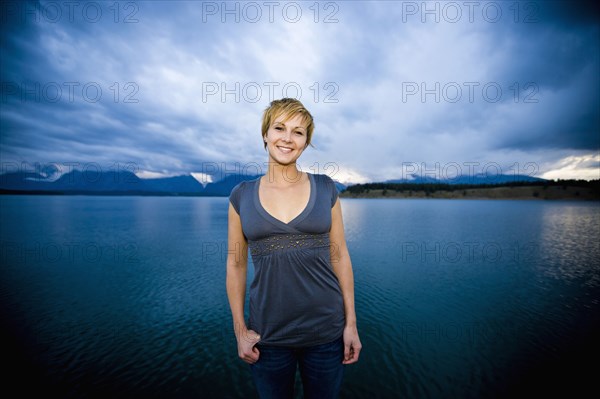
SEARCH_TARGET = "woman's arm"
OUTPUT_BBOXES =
[330,198,362,364]
[225,202,261,364]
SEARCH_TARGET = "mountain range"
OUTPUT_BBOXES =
[384,173,545,185]
[0,170,544,195]
[0,170,254,196]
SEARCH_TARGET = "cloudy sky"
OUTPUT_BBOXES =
[1,0,598,184]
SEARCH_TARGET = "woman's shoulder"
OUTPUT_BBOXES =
[231,175,260,192]
[309,172,336,186]
[309,172,340,206]
[229,176,261,213]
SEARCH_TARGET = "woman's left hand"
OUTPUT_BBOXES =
[342,324,362,364]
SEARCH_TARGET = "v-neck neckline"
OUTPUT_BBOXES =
[254,172,316,227]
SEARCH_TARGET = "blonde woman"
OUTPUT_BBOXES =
[226,98,361,398]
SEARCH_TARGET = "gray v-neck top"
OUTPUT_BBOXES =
[229,172,345,347]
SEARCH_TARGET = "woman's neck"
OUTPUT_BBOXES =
[264,162,303,186]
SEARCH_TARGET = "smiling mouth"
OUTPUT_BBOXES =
[276,146,293,154]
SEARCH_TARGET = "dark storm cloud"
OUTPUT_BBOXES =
[541,0,600,25]
[488,1,600,151]
[0,0,598,181]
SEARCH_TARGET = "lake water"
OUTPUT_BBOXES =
[1,195,599,398]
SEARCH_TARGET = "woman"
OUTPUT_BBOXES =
[226,98,361,398]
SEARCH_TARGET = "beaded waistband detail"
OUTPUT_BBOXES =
[248,232,330,257]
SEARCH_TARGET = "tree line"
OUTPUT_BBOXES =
[343,179,600,194]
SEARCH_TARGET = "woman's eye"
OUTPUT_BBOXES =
[275,127,283,131]
[295,131,304,135]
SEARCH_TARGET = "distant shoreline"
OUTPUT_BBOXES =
[0,190,221,197]
[2,183,599,200]
[340,185,599,200]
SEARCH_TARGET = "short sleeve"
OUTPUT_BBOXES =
[229,182,244,214]
[325,174,339,207]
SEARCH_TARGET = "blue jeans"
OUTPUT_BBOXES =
[249,335,345,399]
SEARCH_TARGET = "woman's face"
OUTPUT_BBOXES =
[264,113,308,166]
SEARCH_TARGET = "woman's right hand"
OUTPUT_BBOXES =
[237,328,261,364]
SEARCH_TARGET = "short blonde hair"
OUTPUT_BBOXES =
[261,98,315,149]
